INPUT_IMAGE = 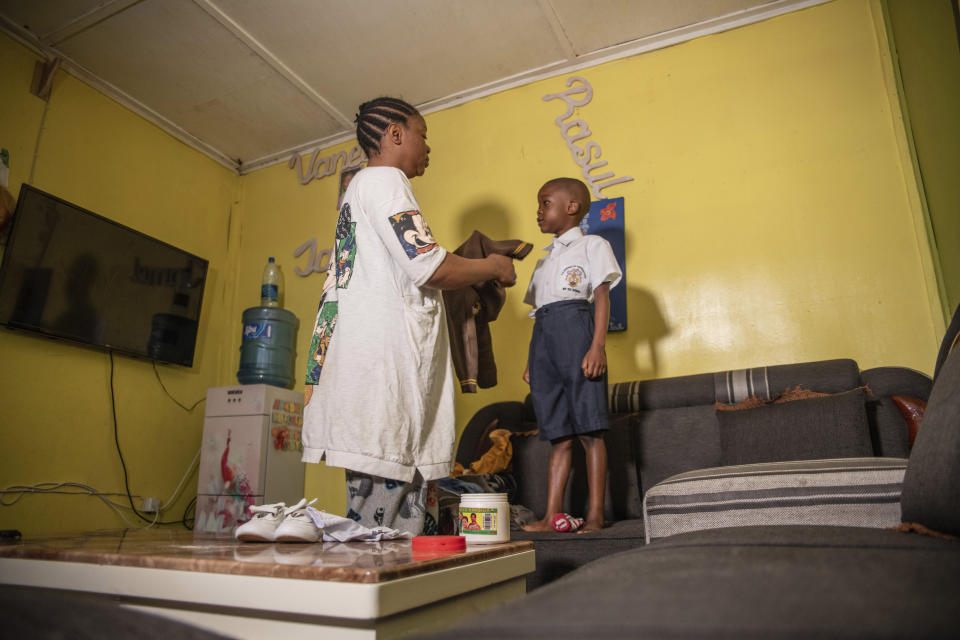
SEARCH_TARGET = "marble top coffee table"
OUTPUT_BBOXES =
[0,529,535,639]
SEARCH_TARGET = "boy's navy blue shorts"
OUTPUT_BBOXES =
[529,299,609,442]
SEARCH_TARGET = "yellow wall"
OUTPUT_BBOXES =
[0,33,240,536]
[240,0,944,512]
[885,0,960,316]
[1,0,947,533]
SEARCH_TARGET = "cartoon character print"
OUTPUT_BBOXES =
[561,265,586,294]
[305,203,354,386]
[388,210,438,259]
[305,261,339,385]
[335,203,357,288]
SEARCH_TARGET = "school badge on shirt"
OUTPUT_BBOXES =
[389,210,438,259]
[561,265,586,294]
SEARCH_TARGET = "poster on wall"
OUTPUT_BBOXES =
[581,197,626,332]
[580,197,627,331]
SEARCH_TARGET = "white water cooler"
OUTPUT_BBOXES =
[194,384,304,537]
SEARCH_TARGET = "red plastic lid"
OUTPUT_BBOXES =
[412,535,466,552]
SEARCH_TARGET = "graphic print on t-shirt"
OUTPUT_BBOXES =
[336,203,357,288]
[306,299,338,384]
[306,204,353,385]
[388,210,438,259]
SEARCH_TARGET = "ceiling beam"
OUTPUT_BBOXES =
[538,0,577,61]
[191,0,354,129]
[40,0,145,46]
[0,13,241,173]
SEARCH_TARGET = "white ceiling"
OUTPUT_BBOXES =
[1,0,827,174]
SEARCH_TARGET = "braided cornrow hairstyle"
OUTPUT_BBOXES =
[355,97,419,157]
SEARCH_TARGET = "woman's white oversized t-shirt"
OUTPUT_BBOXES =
[301,166,456,482]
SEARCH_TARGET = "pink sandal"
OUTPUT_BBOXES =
[552,513,585,532]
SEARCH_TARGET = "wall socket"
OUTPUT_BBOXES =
[142,497,161,513]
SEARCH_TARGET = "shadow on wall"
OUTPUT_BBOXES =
[617,285,670,381]
[454,200,515,246]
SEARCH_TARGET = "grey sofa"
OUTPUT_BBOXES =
[456,358,932,590]
[430,313,960,638]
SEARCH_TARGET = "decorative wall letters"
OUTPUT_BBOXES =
[293,237,331,278]
[289,144,366,186]
[542,76,633,200]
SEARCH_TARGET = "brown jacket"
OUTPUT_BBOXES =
[443,231,533,392]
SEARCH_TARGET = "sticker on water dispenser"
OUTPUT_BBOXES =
[243,322,272,340]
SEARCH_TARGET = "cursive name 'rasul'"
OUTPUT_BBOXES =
[543,76,633,200]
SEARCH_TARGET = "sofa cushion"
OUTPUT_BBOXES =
[860,366,932,457]
[860,366,933,399]
[610,372,717,412]
[422,526,960,639]
[610,359,861,413]
[901,347,960,536]
[711,359,860,406]
[933,303,960,381]
[864,398,912,457]
[633,405,721,495]
[717,388,873,466]
[643,457,907,542]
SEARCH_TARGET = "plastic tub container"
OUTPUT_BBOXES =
[458,493,510,544]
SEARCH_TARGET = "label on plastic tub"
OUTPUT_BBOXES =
[458,493,509,543]
[459,506,497,535]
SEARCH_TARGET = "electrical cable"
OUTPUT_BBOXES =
[152,361,205,412]
[149,361,203,522]
[1,482,144,528]
[158,448,200,512]
[182,496,197,530]
[110,352,182,525]
[1,356,201,530]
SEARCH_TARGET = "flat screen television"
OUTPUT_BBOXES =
[0,184,208,366]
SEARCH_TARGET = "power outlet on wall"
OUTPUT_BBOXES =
[142,497,161,514]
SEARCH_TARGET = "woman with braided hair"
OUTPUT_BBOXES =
[302,97,516,535]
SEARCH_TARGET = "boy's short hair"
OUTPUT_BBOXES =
[544,178,591,219]
[355,97,420,157]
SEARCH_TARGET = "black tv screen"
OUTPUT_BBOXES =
[0,185,208,366]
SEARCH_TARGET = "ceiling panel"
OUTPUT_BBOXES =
[214,0,568,119]
[0,0,827,171]
[52,0,342,162]
[548,0,779,55]
[0,0,108,40]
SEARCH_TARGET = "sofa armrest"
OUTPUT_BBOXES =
[642,457,907,543]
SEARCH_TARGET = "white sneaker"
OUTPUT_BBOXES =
[274,498,321,542]
[235,502,286,542]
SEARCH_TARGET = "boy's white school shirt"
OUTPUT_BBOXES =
[524,227,622,315]
[301,166,456,482]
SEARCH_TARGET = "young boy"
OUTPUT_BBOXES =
[522,178,622,533]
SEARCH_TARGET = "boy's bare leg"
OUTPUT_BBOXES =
[522,437,573,531]
[578,433,607,533]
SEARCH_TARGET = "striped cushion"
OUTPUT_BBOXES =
[643,457,907,543]
[609,359,860,413]
[714,366,772,404]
